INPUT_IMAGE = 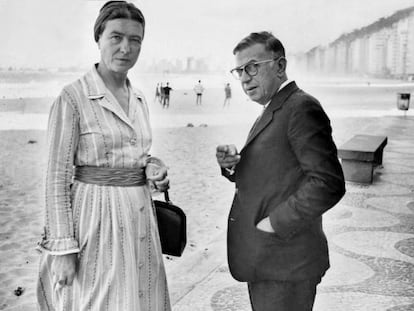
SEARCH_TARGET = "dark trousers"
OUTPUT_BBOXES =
[196,94,202,105]
[248,276,321,311]
[163,95,170,108]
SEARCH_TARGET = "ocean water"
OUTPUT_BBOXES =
[0,72,413,130]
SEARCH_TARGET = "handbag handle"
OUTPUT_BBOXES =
[164,190,171,203]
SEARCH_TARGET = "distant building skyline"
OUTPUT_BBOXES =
[0,55,228,75]
[300,6,414,78]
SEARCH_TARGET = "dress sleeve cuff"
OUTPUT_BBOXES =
[36,237,80,255]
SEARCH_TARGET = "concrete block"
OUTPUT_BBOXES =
[341,159,373,184]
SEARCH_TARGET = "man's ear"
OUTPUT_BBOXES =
[276,57,287,76]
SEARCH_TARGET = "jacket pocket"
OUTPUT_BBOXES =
[254,224,289,243]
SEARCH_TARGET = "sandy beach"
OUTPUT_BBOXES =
[0,76,413,310]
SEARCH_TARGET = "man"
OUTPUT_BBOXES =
[154,82,161,103]
[162,82,172,108]
[194,80,204,105]
[216,31,345,311]
[160,82,165,105]
[223,83,232,107]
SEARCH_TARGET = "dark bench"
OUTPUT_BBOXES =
[338,135,388,184]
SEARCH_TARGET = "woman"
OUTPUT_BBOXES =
[37,1,171,310]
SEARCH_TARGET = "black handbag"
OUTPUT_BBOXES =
[153,191,186,257]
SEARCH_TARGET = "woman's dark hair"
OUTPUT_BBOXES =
[233,31,285,57]
[94,1,145,42]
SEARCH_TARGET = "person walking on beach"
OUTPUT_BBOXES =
[215,31,345,311]
[155,82,161,102]
[162,82,172,108]
[194,80,204,105]
[36,2,171,310]
[160,82,165,104]
[223,83,232,107]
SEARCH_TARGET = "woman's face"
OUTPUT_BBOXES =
[98,18,144,74]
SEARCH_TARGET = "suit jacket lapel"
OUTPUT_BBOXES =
[243,81,299,148]
[245,109,272,146]
[84,66,135,130]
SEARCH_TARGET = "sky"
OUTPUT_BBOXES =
[1,0,414,69]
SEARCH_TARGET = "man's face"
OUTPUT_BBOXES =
[234,43,282,105]
[98,18,144,74]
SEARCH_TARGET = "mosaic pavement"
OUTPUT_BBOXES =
[172,116,414,311]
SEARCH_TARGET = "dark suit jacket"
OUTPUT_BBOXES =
[222,81,345,282]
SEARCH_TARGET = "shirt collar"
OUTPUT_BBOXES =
[278,79,292,92]
[86,64,144,102]
[263,79,293,109]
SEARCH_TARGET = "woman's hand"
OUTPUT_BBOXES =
[51,253,77,290]
[147,165,170,192]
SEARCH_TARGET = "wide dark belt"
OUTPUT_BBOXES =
[74,166,146,187]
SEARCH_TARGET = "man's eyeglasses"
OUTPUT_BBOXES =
[230,57,282,80]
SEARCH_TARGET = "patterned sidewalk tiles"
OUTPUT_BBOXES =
[173,190,414,310]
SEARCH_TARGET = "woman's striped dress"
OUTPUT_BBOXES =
[37,65,171,311]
